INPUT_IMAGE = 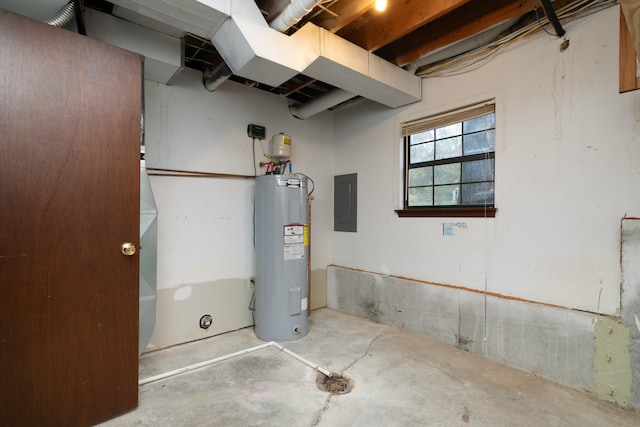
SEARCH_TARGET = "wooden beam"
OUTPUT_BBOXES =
[313,0,376,33]
[280,75,319,97]
[621,0,640,57]
[620,8,640,93]
[339,0,472,52]
[376,0,531,67]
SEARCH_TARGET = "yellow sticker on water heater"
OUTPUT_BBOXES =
[304,224,309,246]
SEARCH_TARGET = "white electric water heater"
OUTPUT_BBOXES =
[254,174,309,341]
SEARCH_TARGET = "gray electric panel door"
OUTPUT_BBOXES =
[334,173,357,232]
[255,174,309,341]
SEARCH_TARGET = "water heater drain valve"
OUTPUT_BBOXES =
[199,314,213,329]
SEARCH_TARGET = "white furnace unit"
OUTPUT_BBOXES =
[254,174,309,341]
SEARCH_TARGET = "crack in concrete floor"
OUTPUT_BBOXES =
[339,327,391,374]
[310,326,391,426]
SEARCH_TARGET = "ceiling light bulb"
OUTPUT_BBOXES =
[375,0,387,12]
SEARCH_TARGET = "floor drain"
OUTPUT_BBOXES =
[316,373,353,394]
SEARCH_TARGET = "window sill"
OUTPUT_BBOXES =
[395,207,496,218]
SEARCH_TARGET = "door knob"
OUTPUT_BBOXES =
[121,242,136,256]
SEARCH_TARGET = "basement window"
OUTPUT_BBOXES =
[396,100,497,218]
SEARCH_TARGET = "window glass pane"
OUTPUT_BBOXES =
[461,158,494,183]
[408,187,433,206]
[409,142,434,164]
[435,123,461,139]
[403,101,496,212]
[464,113,495,133]
[408,166,433,187]
[435,136,462,160]
[463,129,495,155]
[434,163,460,185]
[410,129,434,145]
[434,185,460,205]
[461,183,494,205]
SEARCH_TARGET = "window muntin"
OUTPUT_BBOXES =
[403,101,495,211]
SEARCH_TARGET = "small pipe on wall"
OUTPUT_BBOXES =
[147,167,255,179]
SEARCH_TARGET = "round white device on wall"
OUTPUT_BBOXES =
[270,133,291,160]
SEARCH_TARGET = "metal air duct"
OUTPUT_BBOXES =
[289,88,355,119]
[85,8,184,85]
[208,0,421,106]
[269,0,323,32]
[103,0,421,113]
[204,0,322,92]
[203,62,233,91]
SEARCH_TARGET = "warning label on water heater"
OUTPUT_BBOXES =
[283,224,305,260]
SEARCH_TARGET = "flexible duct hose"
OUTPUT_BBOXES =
[270,0,322,32]
[44,2,75,27]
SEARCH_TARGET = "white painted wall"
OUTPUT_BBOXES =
[331,6,640,316]
[113,3,638,350]
[143,68,334,349]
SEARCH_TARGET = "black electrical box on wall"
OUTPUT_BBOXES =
[247,124,266,140]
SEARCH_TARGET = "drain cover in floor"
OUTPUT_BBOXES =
[316,373,353,394]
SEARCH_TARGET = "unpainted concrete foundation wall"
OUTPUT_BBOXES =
[327,265,635,408]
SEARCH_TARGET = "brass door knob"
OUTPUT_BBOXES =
[121,242,136,256]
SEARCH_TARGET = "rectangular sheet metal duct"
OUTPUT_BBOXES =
[85,8,183,84]
[105,0,422,108]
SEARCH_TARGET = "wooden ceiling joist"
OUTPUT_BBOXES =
[337,0,473,52]
[313,0,376,34]
[375,0,532,67]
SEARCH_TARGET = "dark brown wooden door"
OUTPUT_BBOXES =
[0,9,141,426]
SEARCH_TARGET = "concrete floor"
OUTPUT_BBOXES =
[100,308,640,426]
